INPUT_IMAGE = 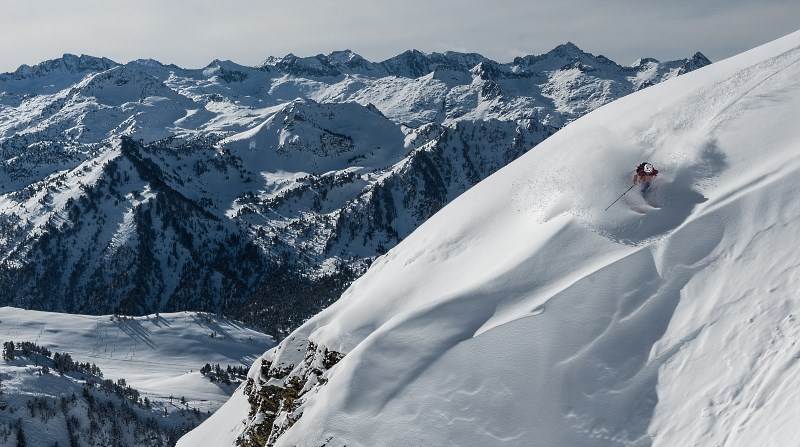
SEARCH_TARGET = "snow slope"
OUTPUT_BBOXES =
[183,30,800,446]
[0,307,273,414]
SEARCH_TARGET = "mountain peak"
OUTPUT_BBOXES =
[512,42,617,72]
[326,50,379,73]
[555,41,581,51]
[131,58,166,68]
[8,53,118,77]
[630,57,661,68]
[327,49,360,61]
[261,52,341,77]
[679,51,713,74]
[548,41,587,57]
[380,49,434,78]
[689,51,711,65]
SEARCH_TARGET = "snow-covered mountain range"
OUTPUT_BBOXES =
[0,45,709,334]
[181,31,800,446]
[0,307,272,446]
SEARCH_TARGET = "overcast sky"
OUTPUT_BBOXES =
[1,0,798,73]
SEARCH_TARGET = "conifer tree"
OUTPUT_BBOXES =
[2,341,14,361]
[15,418,25,447]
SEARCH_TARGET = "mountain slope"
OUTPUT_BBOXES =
[183,30,800,446]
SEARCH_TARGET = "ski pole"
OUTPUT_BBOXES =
[605,184,636,211]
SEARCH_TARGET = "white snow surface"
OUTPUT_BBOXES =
[184,31,800,446]
[0,307,273,413]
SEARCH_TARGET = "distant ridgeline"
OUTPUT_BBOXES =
[0,47,710,334]
[0,340,204,446]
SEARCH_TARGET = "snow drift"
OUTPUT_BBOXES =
[181,30,800,447]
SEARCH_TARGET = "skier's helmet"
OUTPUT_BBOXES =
[643,163,654,174]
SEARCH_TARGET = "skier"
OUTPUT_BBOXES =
[604,162,661,212]
[633,162,659,204]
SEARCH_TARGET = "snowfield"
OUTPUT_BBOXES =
[182,30,800,446]
[0,308,273,414]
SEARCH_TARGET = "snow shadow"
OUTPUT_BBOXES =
[117,319,159,350]
[505,222,723,445]
[149,314,173,328]
[191,313,238,341]
[340,224,725,446]
[592,140,728,245]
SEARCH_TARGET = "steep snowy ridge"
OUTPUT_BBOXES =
[184,31,800,446]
